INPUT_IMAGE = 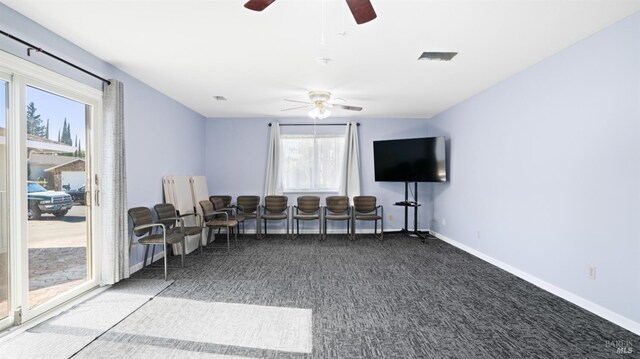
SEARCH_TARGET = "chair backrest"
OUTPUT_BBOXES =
[128,207,153,236]
[264,195,288,213]
[325,196,349,214]
[210,197,225,211]
[297,196,320,214]
[210,195,232,208]
[199,200,215,220]
[154,203,177,229]
[353,196,377,213]
[237,195,260,214]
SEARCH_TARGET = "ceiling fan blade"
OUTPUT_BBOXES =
[244,0,275,12]
[345,0,377,25]
[281,105,311,112]
[284,99,312,105]
[333,104,363,111]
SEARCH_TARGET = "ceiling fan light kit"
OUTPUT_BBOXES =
[309,106,332,120]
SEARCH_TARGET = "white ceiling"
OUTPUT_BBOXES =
[4,0,640,119]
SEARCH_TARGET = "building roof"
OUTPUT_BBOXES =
[44,158,85,172]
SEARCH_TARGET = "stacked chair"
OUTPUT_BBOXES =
[154,203,203,252]
[199,200,239,252]
[237,195,261,238]
[352,195,384,240]
[292,196,322,239]
[323,196,352,240]
[260,195,289,239]
[128,206,189,280]
[210,195,245,236]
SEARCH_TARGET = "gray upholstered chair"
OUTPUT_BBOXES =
[260,195,289,239]
[323,196,352,240]
[210,196,245,236]
[128,206,184,280]
[352,196,384,240]
[210,195,232,208]
[237,195,261,238]
[199,200,238,252]
[293,195,321,239]
[154,203,203,253]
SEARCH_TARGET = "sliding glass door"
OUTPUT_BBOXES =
[0,76,9,327]
[25,85,92,311]
[0,50,102,328]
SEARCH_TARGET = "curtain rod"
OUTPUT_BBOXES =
[0,29,111,85]
[268,123,359,127]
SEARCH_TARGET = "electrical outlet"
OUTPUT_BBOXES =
[388,214,393,221]
[588,266,597,280]
[441,218,446,226]
[476,231,480,239]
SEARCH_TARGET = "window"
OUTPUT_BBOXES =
[282,135,344,192]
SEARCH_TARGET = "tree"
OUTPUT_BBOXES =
[61,118,72,145]
[26,102,46,137]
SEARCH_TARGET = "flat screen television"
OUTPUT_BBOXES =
[373,136,447,182]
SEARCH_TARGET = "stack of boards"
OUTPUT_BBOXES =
[162,176,210,255]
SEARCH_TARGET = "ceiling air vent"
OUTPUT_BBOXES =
[418,52,458,61]
[213,96,227,101]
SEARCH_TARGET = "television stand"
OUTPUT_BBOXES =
[393,182,427,243]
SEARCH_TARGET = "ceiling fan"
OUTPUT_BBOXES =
[282,91,363,119]
[244,0,377,25]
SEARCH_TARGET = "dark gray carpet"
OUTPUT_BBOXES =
[83,234,638,358]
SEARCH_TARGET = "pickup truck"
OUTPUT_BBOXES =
[28,181,74,220]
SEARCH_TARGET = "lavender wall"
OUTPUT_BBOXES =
[205,118,432,234]
[427,12,640,326]
[1,4,207,268]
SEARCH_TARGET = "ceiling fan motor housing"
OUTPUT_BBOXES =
[309,91,331,103]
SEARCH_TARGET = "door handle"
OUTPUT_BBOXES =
[95,190,100,207]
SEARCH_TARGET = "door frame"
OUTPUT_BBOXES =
[0,50,103,327]
[0,70,13,331]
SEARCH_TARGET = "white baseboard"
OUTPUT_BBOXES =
[432,231,640,336]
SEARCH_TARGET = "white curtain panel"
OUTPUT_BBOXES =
[264,123,283,196]
[339,122,361,199]
[101,79,129,285]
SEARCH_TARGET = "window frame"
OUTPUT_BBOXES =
[281,134,345,193]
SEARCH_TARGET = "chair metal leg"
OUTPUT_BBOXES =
[150,245,156,266]
[323,218,326,240]
[163,243,168,281]
[206,227,213,245]
[143,245,150,268]
[181,239,185,267]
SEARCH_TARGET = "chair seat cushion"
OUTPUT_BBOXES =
[294,214,320,220]
[261,214,287,220]
[232,215,245,222]
[355,214,382,221]
[325,214,350,220]
[167,226,202,236]
[139,232,183,245]
[206,219,239,227]
[183,226,203,236]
